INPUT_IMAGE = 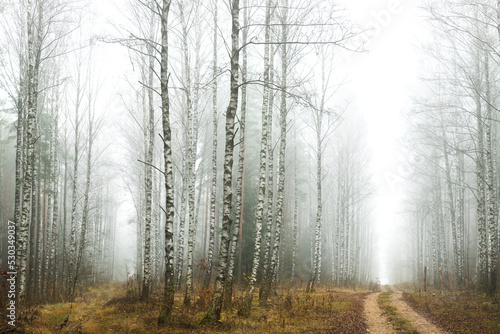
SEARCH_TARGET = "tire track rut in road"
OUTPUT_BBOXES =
[389,286,445,334]
[364,291,396,334]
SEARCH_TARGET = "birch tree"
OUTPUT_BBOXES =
[181,0,203,306]
[261,0,288,302]
[73,63,101,296]
[239,0,271,318]
[200,0,240,323]
[67,53,84,298]
[223,0,248,309]
[140,8,156,300]
[158,0,175,325]
[18,0,43,301]
[259,40,275,304]
[484,48,498,296]
[204,0,219,290]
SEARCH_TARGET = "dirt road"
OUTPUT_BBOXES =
[363,291,395,333]
[363,285,445,334]
[389,286,444,333]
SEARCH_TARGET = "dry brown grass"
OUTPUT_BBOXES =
[10,284,369,333]
[404,289,500,334]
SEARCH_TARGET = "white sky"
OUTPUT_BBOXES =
[338,0,423,283]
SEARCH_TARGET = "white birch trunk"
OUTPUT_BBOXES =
[260,42,275,303]
[474,58,488,292]
[201,0,240,323]
[239,0,271,317]
[204,0,218,290]
[484,50,497,295]
[158,0,175,324]
[141,22,155,299]
[291,116,298,284]
[18,0,41,301]
[262,3,288,300]
[68,63,83,298]
[182,0,201,306]
[73,99,94,296]
[223,0,248,309]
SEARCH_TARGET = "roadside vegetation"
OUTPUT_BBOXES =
[1,284,369,333]
[404,289,500,334]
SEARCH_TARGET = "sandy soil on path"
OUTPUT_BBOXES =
[364,292,396,334]
[389,288,445,334]
[379,285,390,293]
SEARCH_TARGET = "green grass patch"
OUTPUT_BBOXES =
[377,292,419,334]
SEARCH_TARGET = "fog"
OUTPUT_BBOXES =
[1,0,499,329]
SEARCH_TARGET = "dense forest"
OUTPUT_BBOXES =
[0,0,499,333]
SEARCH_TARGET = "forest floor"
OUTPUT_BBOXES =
[402,286,500,333]
[2,282,369,333]
[2,283,500,333]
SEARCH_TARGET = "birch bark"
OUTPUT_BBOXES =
[19,0,41,301]
[239,0,271,317]
[474,57,488,292]
[223,0,248,309]
[141,17,155,300]
[484,50,497,295]
[204,0,218,290]
[200,0,240,323]
[68,60,83,298]
[158,0,174,324]
[262,2,288,300]
[73,91,94,296]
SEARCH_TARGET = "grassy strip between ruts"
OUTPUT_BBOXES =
[403,290,500,334]
[377,292,419,334]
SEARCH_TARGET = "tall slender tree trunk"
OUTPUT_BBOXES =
[456,148,465,287]
[200,0,240,324]
[223,0,248,309]
[262,2,289,300]
[484,50,497,295]
[474,56,488,292]
[14,21,26,299]
[141,23,155,300]
[204,0,219,290]
[19,0,41,302]
[291,115,298,284]
[154,168,161,290]
[40,178,46,297]
[73,98,94,296]
[49,90,60,301]
[260,41,275,304]
[35,164,42,297]
[44,119,54,300]
[307,109,323,293]
[441,123,459,287]
[158,0,174,324]
[27,147,36,299]
[268,1,288,297]
[68,64,82,298]
[178,0,196,305]
[176,156,187,288]
[239,0,271,317]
